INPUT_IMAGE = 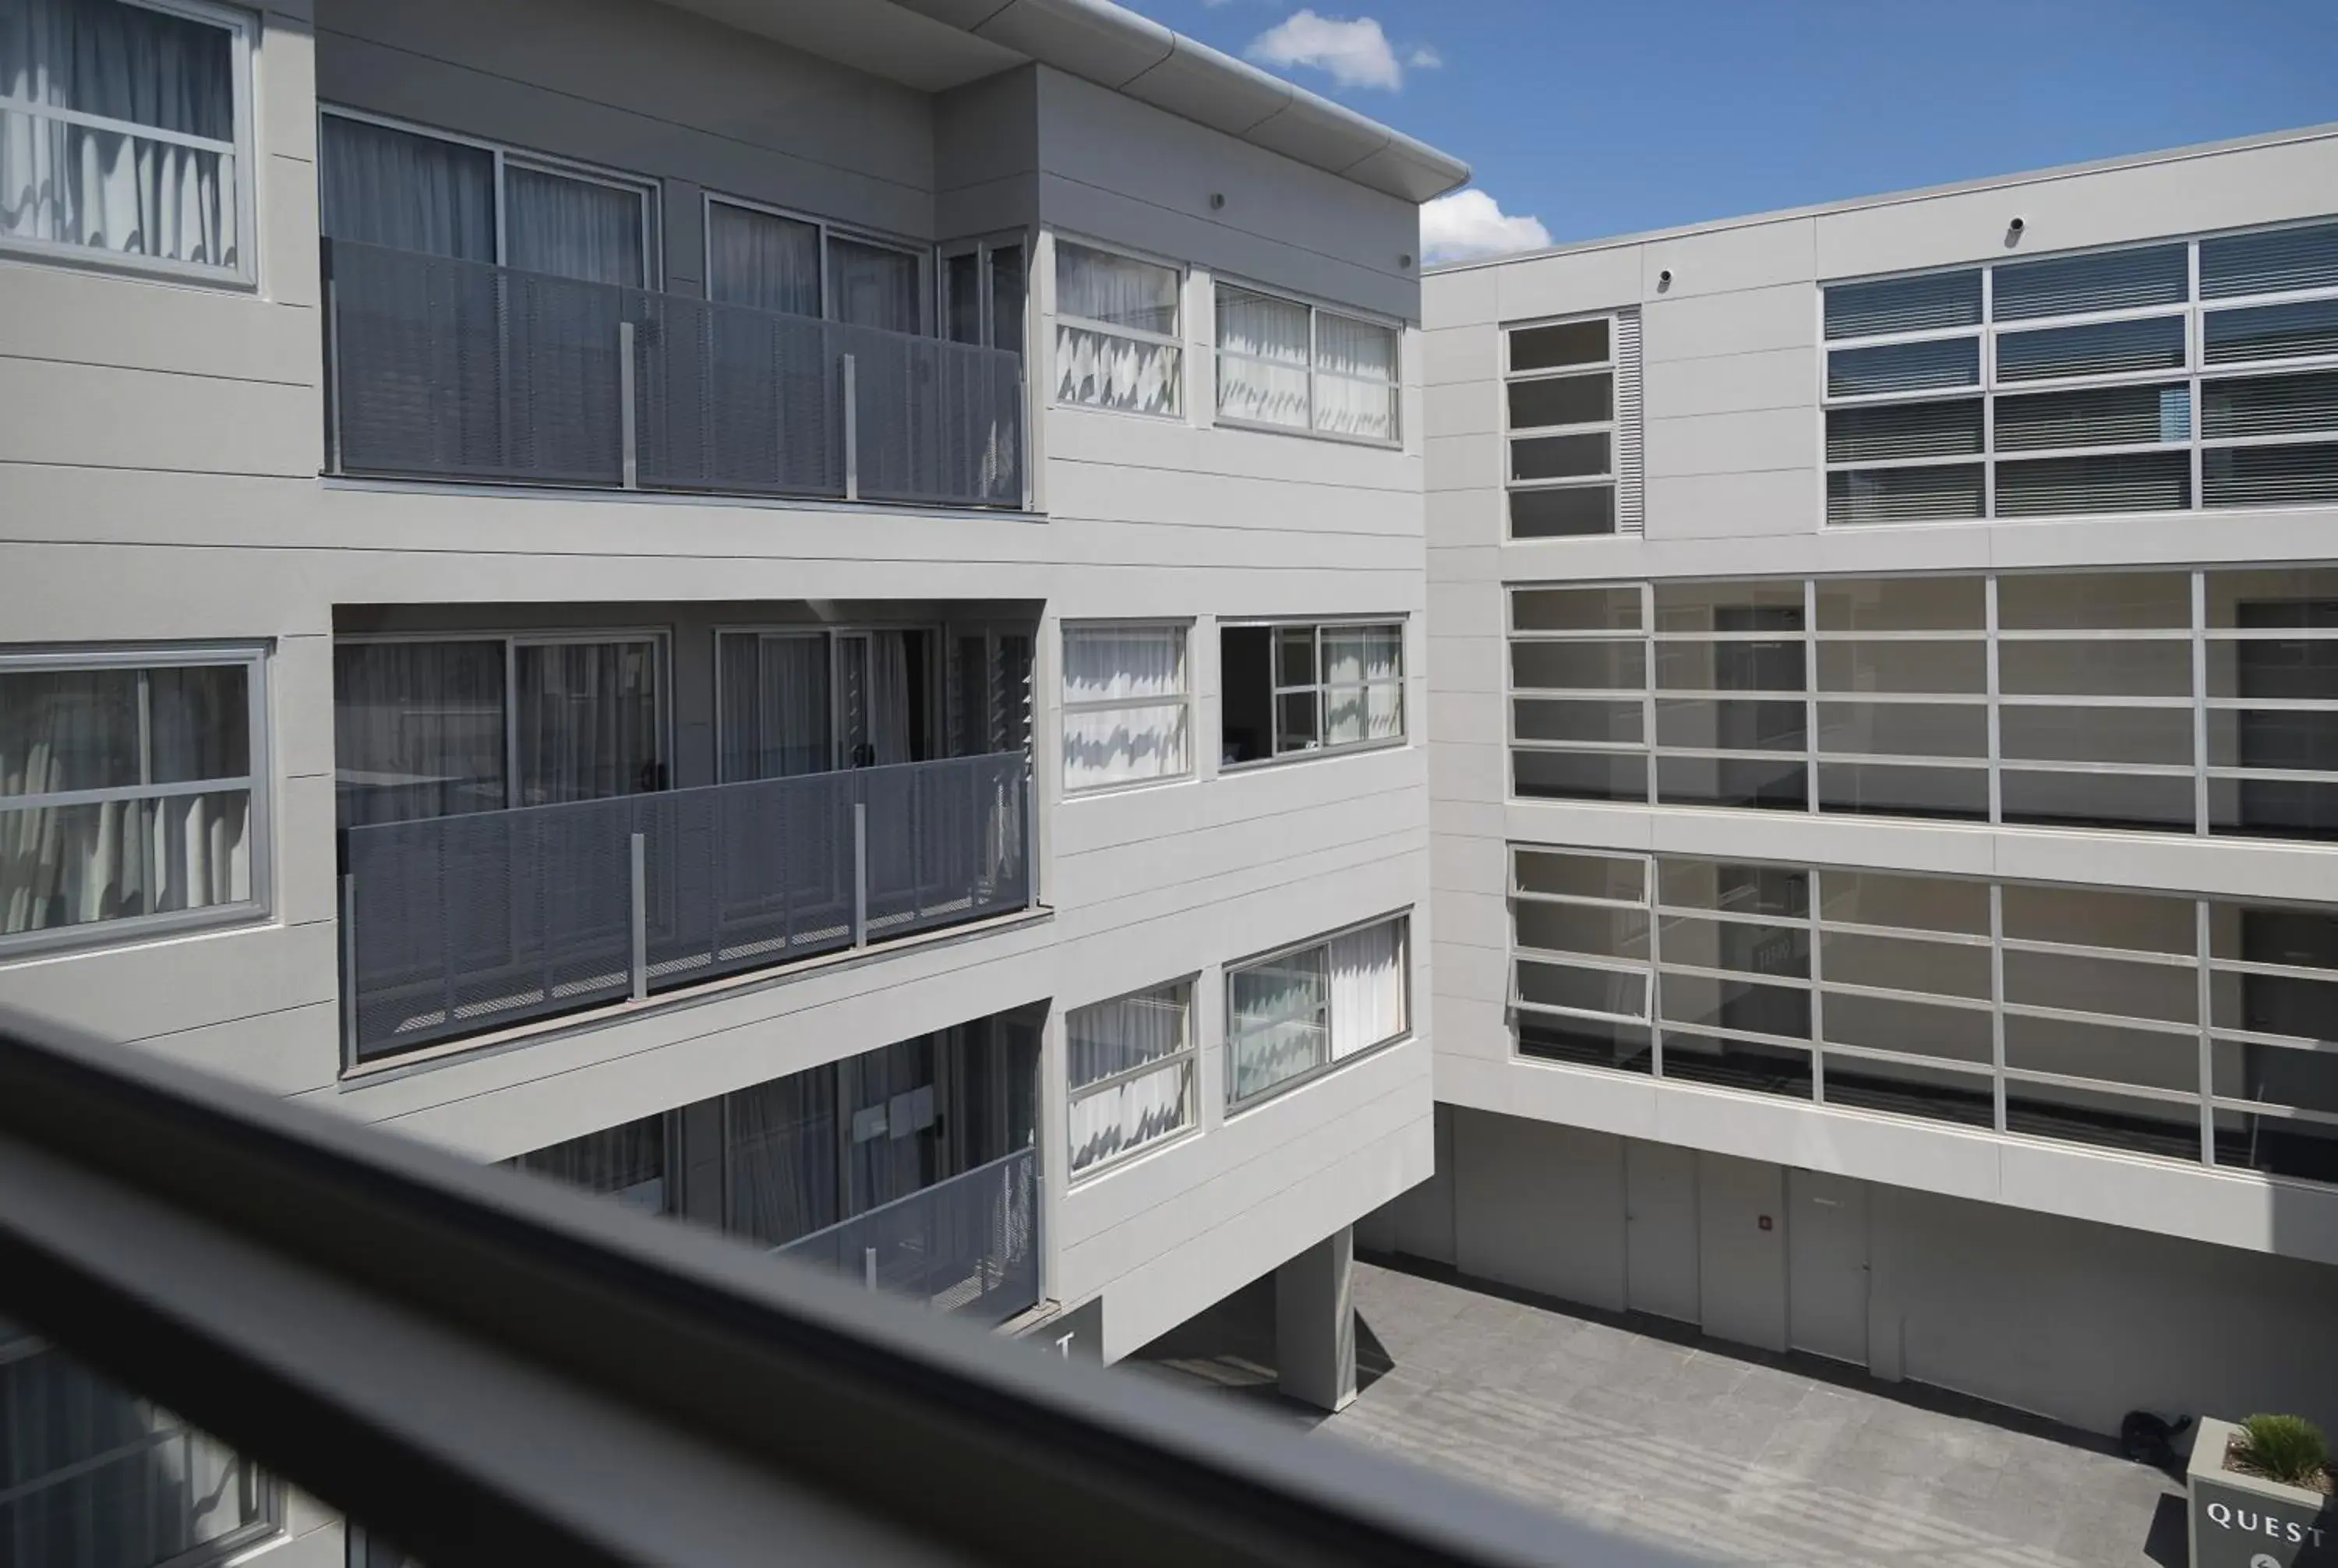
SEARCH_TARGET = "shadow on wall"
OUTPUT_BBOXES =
[1118,1272,1398,1430]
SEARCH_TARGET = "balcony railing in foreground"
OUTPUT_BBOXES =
[343,752,1031,1062]
[0,1012,1700,1568]
[323,238,1026,510]
[777,1148,1037,1326]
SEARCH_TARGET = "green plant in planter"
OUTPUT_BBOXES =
[2239,1413,2331,1487]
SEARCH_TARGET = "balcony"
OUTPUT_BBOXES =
[322,238,1026,510]
[776,1148,1037,1326]
[341,752,1032,1062]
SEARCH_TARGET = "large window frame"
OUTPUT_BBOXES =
[0,0,259,286]
[0,643,271,959]
[701,191,931,331]
[1508,845,2338,1187]
[1503,311,1642,539]
[1051,235,1185,418]
[1212,279,1401,447]
[1507,567,2338,843]
[712,623,945,780]
[334,630,672,823]
[1225,912,1411,1111]
[1219,617,1406,770]
[318,105,661,286]
[1821,217,2338,525]
[1059,620,1192,796]
[1066,977,1198,1180]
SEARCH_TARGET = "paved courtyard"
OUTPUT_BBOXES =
[1131,1259,2188,1568]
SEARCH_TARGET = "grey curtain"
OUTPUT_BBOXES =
[707,199,819,317]
[318,114,493,260]
[718,632,832,781]
[0,0,238,267]
[726,1068,839,1248]
[503,163,643,286]
[333,641,507,828]
[513,641,661,806]
[512,1114,669,1214]
[828,235,918,333]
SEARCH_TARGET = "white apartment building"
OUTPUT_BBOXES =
[0,0,1460,1559]
[1393,124,2338,1439]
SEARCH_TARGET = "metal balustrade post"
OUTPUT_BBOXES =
[630,831,648,1002]
[339,873,358,1063]
[853,801,868,948]
[1022,761,1037,910]
[326,267,345,475]
[842,352,860,501]
[1016,358,1031,511]
[863,1245,878,1293]
[619,320,639,490]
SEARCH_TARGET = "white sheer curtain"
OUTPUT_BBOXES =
[867,630,914,765]
[1312,311,1399,440]
[1321,626,1369,747]
[2,662,252,938]
[1215,287,1309,429]
[1055,241,1181,415]
[1364,623,1404,740]
[1068,984,1192,1174]
[828,235,918,332]
[1227,948,1329,1103]
[1329,917,1407,1059]
[1062,624,1187,791]
[707,199,820,316]
[334,641,507,827]
[504,164,644,286]
[514,641,662,805]
[318,114,493,259]
[0,0,241,269]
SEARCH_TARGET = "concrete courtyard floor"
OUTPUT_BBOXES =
[1129,1257,2189,1568]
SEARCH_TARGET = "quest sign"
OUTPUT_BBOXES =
[2189,1419,2336,1568]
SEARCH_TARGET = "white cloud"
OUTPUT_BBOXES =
[1405,45,1442,69]
[1246,11,1407,91]
[1421,189,1552,265]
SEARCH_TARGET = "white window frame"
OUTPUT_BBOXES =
[1051,234,1185,419]
[0,642,272,959]
[1065,976,1199,1180]
[1820,216,2338,527]
[1212,279,1401,447]
[1224,911,1412,1111]
[0,0,259,286]
[1219,616,1407,771]
[702,192,931,331]
[318,105,661,287]
[1503,312,1622,539]
[1059,620,1192,796]
[335,628,673,811]
[711,622,945,779]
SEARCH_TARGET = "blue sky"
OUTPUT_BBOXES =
[1119,0,2338,261]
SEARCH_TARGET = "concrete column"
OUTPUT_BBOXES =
[1274,1225,1357,1413]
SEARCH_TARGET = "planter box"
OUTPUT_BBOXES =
[2190,1417,2336,1568]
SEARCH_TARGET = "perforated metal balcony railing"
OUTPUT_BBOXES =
[341,752,1032,1063]
[776,1148,1038,1326]
[323,238,1027,509]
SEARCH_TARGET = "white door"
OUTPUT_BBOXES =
[1787,1169,1870,1366]
[1624,1141,1700,1326]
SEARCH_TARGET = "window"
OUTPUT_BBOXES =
[707,196,927,333]
[714,628,938,782]
[1061,623,1188,793]
[1,648,265,955]
[320,109,655,286]
[1068,980,1195,1176]
[942,236,1027,352]
[1214,284,1399,443]
[0,1319,279,1566]
[1505,564,2338,845]
[334,634,666,828]
[1506,847,2338,1180]
[1503,312,1643,537]
[1054,239,1181,416]
[0,0,253,281]
[1822,218,2338,524]
[508,1113,675,1215]
[1220,621,1403,766]
[1227,914,1408,1107]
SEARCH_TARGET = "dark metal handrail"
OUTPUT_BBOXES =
[323,237,1026,509]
